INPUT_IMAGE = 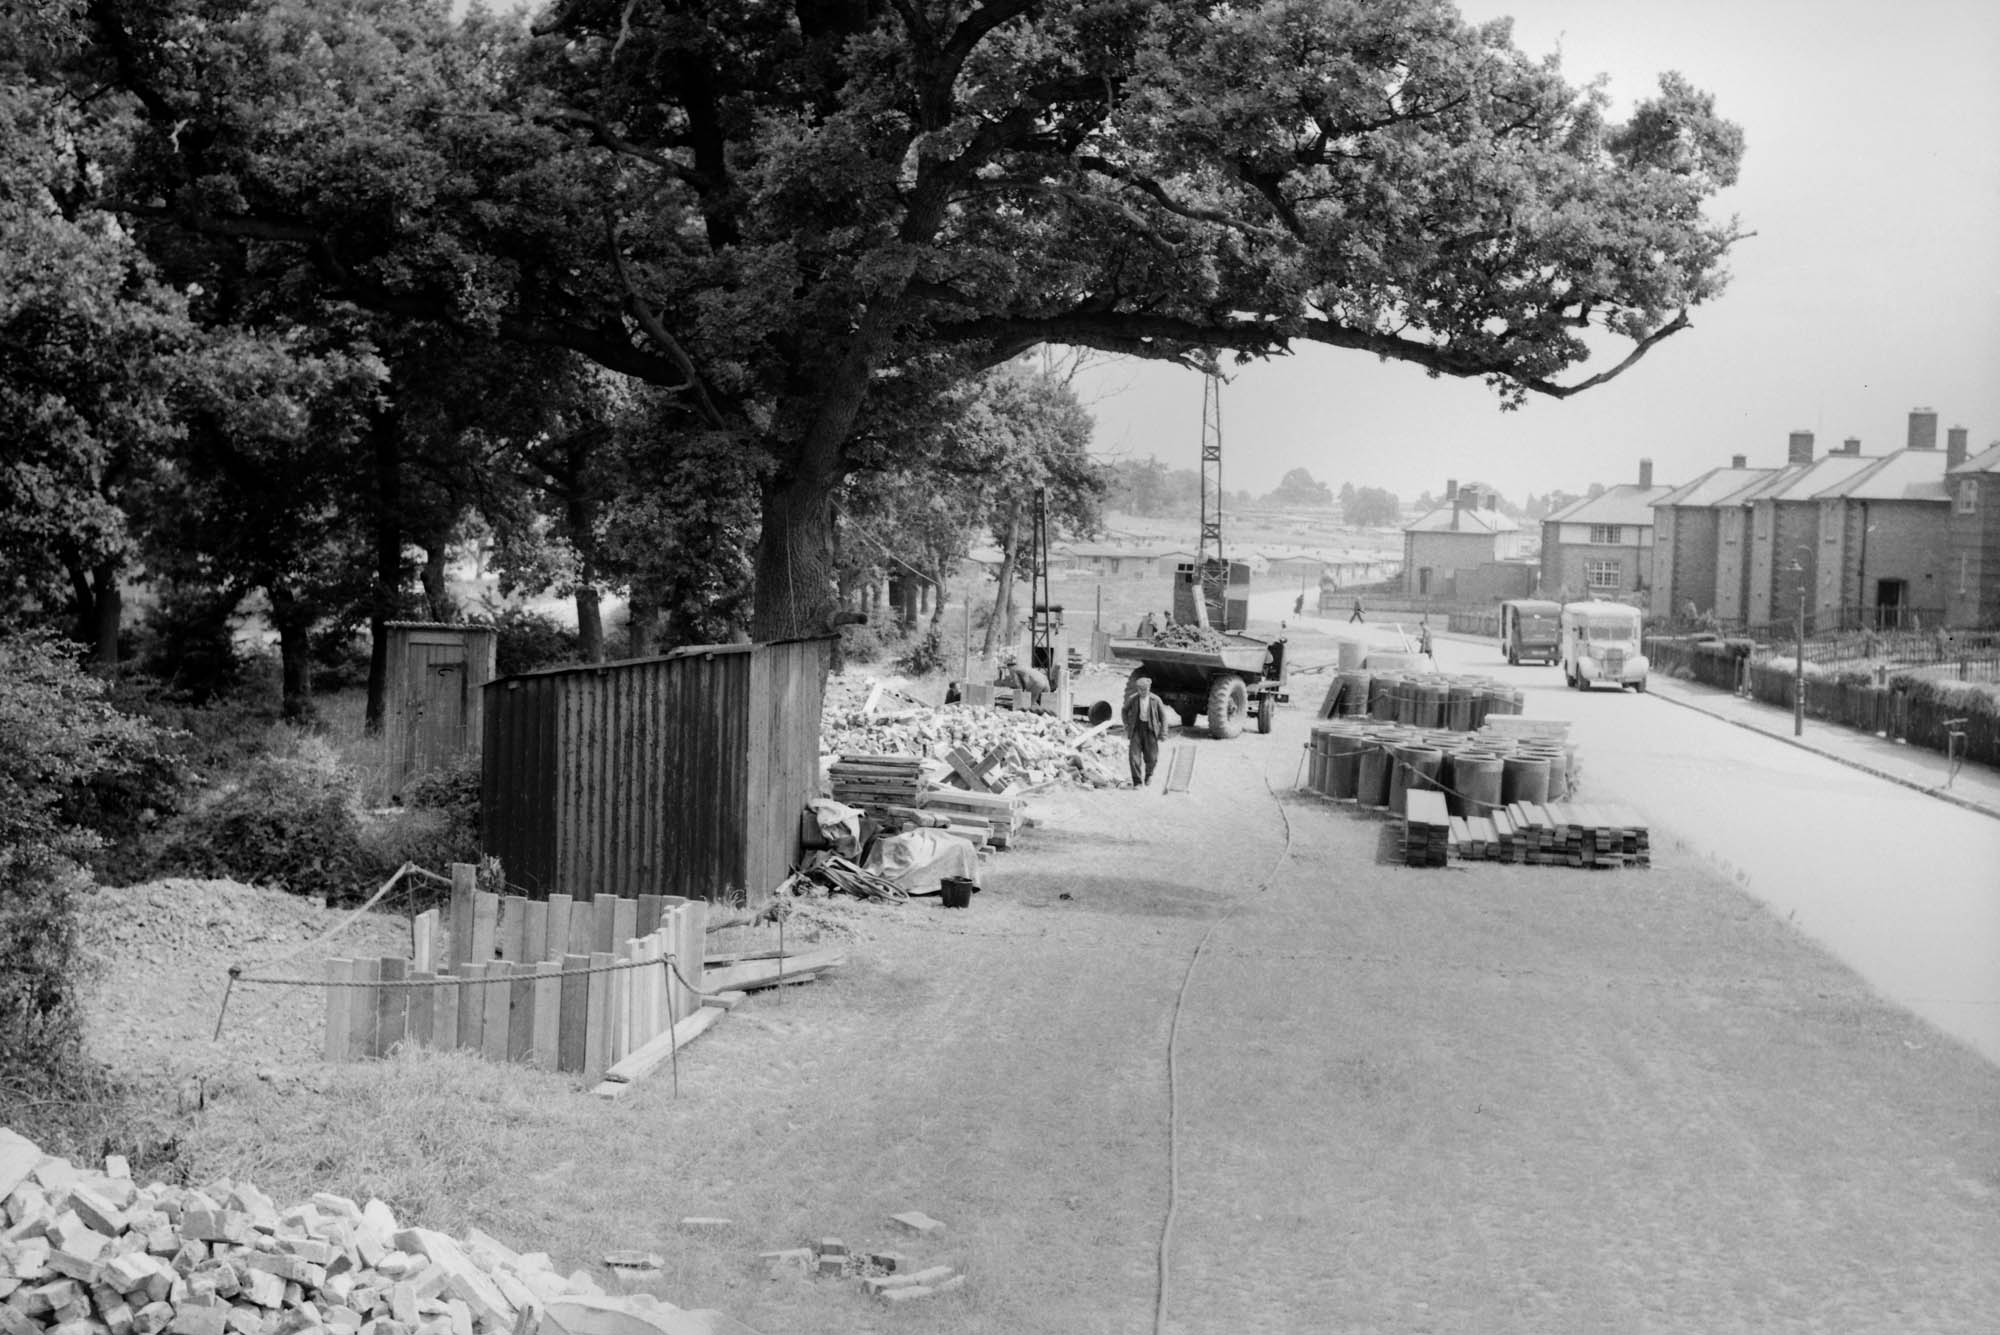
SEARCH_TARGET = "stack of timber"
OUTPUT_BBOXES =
[829,754,925,821]
[1400,789,1452,868]
[324,866,722,1096]
[1446,802,1651,868]
[918,786,1022,848]
[0,1127,759,1335]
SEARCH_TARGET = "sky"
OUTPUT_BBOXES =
[1071,0,2000,506]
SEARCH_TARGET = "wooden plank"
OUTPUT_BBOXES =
[943,747,994,793]
[637,893,665,938]
[557,954,590,1074]
[611,898,638,959]
[457,962,487,1052]
[376,956,409,1056]
[531,962,561,1071]
[496,896,525,963]
[592,900,618,955]
[702,949,846,994]
[507,963,538,1065]
[449,863,477,968]
[684,900,707,1009]
[481,956,512,1062]
[544,894,573,963]
[567,900,596,957]
[470,891,499,964]
[592,1004,727,1098]
[521,900,548,966]
[411,910,439,974]
[348,957,381,1061]
[431,974,458,1050]
[643,933,666,1046]
[585,951,614,1081]
[323,958,354,1063]
[611,939,636,1063]
[406,970,435,1048]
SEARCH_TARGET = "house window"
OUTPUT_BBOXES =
[1959,480,1979,514]
[1589,524,1623,544]
[1585,559,1622,590]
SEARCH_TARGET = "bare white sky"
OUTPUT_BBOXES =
[1072,0,2000,504]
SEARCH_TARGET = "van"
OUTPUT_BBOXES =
[1498,599,1562,665]
[1559,601,1648,691]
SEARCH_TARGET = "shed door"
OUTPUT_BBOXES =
[405,638,471,781]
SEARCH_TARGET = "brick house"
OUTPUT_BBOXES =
[1946,430,2000,628]
[1809,412,1954,629]
[1648,455,1776,620]
[1539,460,1673,603]
[1739,433,1875,628]
[1401,482,1523,598]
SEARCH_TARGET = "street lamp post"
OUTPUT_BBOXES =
[1790,552,1807,737]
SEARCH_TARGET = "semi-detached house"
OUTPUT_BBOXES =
[1539,460,1672,603]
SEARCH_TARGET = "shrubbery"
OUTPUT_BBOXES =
[156,734,378,903]
[361,755,481,894]
[0,633,164,1085]
[487,606,581,676]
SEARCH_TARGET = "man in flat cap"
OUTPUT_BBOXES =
[1122,676,1169,788]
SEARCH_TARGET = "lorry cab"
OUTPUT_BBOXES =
[1559,601,1649,692]
[1498,599,1562,665]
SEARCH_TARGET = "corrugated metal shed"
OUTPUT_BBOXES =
[480,638,831,903]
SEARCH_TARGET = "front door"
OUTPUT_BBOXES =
[1875,579,1907,629]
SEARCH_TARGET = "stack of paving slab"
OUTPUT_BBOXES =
[0,1129,758,1335]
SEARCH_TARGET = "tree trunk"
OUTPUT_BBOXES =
[575,586,604,663]
[268,587,317,724]
[626,588,655,658]
[365,410,402,733]
[88,562,121,668]
[420,545,451,620]
[982,503,1021,657]
[750,466,841,642]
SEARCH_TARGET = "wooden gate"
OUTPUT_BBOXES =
[383,622,497,801]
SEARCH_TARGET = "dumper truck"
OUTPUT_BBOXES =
[1109,634,1288,738]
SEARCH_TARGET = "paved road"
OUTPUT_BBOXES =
[1254,583,2000,1067]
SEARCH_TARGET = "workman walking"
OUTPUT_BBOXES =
[1349,595,1365,624]
[1122,676,1169,788]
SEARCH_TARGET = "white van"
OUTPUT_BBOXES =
[1559,601,1648,692]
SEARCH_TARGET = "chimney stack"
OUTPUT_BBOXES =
[1445,479,1458,502]
[1787,430,1815,466]
[1908,408,1938,451]
[1947,426,1969,469]
[1730,454,1747,469]
[1842,437,1862,456]
[1638,458,1654,488]
[1486,493,1497,511]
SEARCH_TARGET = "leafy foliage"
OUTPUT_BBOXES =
[156,737,376,902]
[0,632,165,1080]
[1342,486,1403,528]
[1265,468,1333,509]
[485,606,582,677]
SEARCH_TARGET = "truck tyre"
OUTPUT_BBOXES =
[1256,695,1274,734]
[1207,675,1248,739]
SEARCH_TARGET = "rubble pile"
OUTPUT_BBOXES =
[0,1130,744,1335]
[821,701,1121,790]
[1150,625,1229,650]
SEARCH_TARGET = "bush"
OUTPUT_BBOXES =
[132,586,246,704]
[0,632,164,1083]
[155,733,380,902]
[486,606,580,676]
[360,755,481,888]
[896,626,949,677]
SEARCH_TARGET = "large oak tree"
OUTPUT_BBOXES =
[89,0,1744,641]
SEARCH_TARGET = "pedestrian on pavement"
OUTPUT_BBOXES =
[1293,592,1305,615]
[1122,676,1168,788]
[1349,595,1365,624]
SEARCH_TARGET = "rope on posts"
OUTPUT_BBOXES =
[211,861,419,1042]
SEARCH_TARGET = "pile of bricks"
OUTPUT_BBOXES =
[0,1129,740,1335]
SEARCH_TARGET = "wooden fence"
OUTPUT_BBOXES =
[323,864,705,1079]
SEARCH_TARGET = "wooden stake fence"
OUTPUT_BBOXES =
[324,864,706,1080]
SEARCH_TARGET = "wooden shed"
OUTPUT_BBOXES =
[478,637,831,903]
[381,621,497,802]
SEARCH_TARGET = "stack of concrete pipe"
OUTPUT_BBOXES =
[1322,667,1525,729]
[1302,718,1577,818]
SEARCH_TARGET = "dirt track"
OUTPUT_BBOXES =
[76,671,2000,1335]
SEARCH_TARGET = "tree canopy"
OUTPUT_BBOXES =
[33,0,1744,646]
